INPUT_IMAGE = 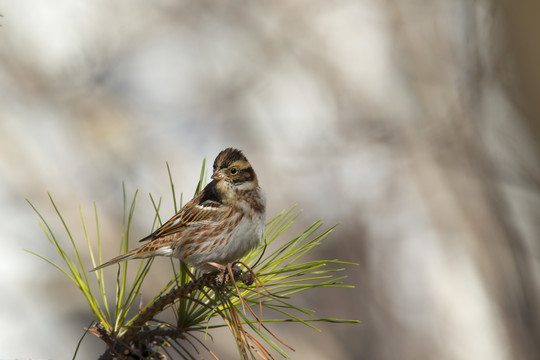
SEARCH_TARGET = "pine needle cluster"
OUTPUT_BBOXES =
[26,161,357,359]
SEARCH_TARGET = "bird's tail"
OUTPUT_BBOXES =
[90,250,140,272]
[90,238,174,272]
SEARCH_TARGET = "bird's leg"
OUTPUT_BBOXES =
[206,261,228,285]
[206,261,226,272]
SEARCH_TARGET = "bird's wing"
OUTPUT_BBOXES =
[140,194,231,241]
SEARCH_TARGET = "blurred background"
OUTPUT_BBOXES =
[2,0,540,359]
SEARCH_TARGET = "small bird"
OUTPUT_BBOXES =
[91,148,266,273]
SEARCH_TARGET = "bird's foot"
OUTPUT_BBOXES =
[207,262,243,286]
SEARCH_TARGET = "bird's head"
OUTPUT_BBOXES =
[211,148,258,190]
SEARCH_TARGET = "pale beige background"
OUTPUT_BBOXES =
[1,1,540,359]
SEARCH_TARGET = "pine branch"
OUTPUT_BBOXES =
[98,267,247,359]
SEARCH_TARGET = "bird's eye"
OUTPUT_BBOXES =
[230,167,237,175]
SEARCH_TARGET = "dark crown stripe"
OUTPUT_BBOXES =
[213,148,248,169]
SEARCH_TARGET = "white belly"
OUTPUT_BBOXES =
[221,212,265,263]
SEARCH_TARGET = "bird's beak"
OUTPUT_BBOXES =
[211,169,226,181]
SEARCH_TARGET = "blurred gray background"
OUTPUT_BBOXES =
[2,0,540,359]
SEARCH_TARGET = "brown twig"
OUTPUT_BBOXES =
[97,269,244,360]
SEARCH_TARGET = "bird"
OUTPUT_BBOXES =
[91,148,266,273]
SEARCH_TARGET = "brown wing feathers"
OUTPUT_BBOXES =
[140,181,226,241]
